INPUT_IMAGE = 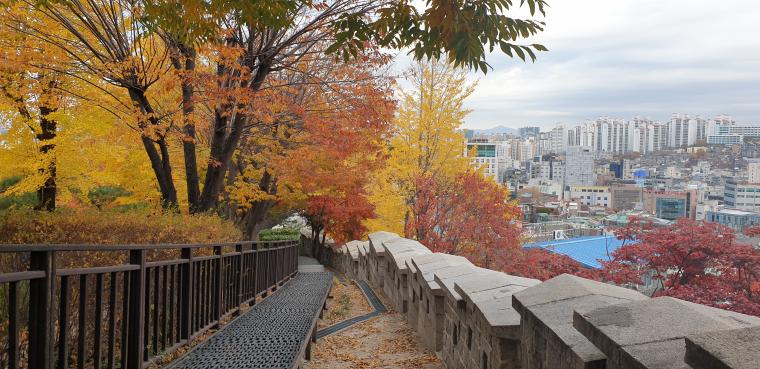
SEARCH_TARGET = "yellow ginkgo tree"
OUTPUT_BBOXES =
[366,59,476,235]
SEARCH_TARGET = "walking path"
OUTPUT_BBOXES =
[166,258,332,369]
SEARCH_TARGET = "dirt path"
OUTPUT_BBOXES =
[306,280,444,369]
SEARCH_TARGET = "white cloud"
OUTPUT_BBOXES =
[394,0,760,129]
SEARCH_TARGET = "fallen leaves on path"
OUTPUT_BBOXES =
[306,285,443,369]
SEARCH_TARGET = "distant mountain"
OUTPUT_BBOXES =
[474,126,519,135]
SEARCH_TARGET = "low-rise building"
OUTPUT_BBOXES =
[609,184,643,211]
[643,189,698,220]
[568,186,611,208]
[724,179,760,212]
[705,208,760,232]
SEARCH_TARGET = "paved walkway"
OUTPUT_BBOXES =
[299,256,326,272]
[167,262,332,369]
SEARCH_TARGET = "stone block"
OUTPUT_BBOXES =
[513,274,646,309]
[437,266,499,369]
[408,254,474,351]
[381,238,431,312]
[573,296,760,369]
[366,231,399,288]
[358,242,369,268]
[685,326,760,369]
[512,274,648,369]
[448,271,539,369]
[368,231,399,255]
[344,240,363,260]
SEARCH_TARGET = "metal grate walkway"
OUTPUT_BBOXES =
[166,272,332,369]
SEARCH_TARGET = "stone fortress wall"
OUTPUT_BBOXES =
[308,231,759,369]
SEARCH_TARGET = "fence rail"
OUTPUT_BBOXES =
[0,240,300,369]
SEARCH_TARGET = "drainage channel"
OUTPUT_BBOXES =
[316,279,387,338]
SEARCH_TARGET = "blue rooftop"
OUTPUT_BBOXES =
[523,235,633,269]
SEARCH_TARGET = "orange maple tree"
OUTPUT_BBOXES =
[286,83,393,249]
[223,48,395,241]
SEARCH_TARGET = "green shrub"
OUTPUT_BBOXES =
[87,185,132,208]
[0,208,242,245]
[0,176,36,210]
[258,227,300,241]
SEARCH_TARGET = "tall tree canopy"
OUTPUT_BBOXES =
[1,0,550,245]
[367,59,474,234]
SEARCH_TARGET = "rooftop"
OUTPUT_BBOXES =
[523,235,630,268]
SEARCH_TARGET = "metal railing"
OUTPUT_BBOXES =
[0,240,299,369]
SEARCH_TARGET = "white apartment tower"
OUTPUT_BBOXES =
[669,113,707,148]
[549,125,567,154]
[589,117,630,154]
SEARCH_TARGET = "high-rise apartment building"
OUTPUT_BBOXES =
[549,125,567,154]
[592,117,629,154]
[668,113,707,148]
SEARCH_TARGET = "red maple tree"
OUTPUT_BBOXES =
[407,172,522,268]
[406,171,594,280]
[601,217,760,316]
[743,224,760,238]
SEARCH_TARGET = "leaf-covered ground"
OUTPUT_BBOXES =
[318,278,373,328]
[306,285,443,369]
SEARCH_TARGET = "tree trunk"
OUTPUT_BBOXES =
[196,59,272,212]
[173,47,201,212]
[241,170,278,238]
[308,224,319,258]
[243,201,277,239]
[35,107,57,211]
[318,231,327,263]
[127,87,178,209]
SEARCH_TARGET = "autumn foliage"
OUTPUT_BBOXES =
[0,208,241,245]
[357,60,592,281]
[408,172,520,266]
[601,217,760,316]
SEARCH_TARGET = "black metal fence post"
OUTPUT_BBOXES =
[253,243,261,301]
[28,250,55,369]
[180,247,193,340]
[127,249,146,369]
[236,244,244,312]
[213,246,223,324]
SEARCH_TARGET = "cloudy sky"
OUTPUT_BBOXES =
[398,0,760,130]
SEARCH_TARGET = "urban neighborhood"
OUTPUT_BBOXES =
[0,0,757,368]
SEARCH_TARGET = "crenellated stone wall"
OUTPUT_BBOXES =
[310,231,760,369]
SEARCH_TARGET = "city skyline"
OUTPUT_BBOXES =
[449,0,760,130]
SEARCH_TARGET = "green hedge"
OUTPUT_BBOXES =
[259,227,300,241]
